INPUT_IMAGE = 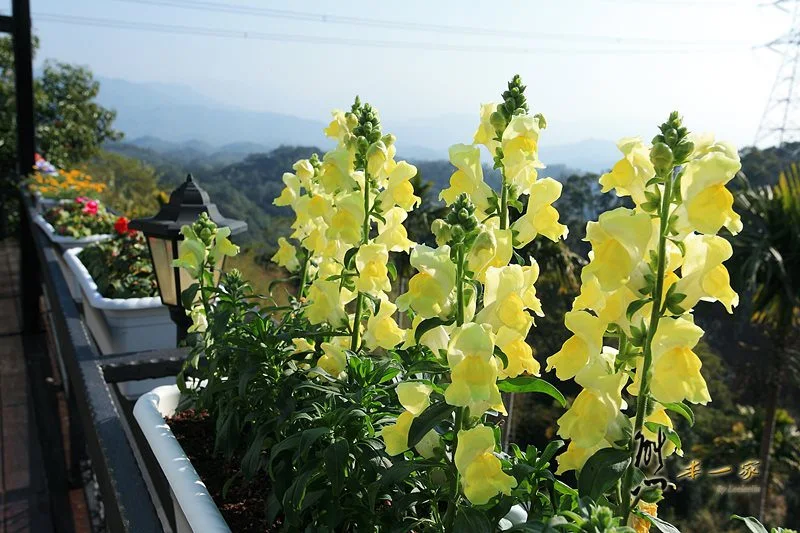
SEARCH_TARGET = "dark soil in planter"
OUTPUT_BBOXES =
[168,410,272,532]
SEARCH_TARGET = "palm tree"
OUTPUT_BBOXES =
[730,167,800,520]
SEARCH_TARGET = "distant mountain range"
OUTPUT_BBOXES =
[96,77,618,172]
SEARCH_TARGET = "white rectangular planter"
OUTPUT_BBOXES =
[63,247,177,396]
[134,385,231,533]
[34,214,112,302]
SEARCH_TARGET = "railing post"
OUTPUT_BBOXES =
[19,198,41,333]
[12,0,35,175]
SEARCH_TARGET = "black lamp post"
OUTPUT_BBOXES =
[130,174,247,343]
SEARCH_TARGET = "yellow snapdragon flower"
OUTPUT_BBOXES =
[512,177,568,246]
[440,144,493,213]
[378,161,420,211]
[572,274,640,336]
[396,382,433,415]
[467,224,513,282]
[477,264,541,339]
[495,326,539,379]
[501,115,544,195]
[319,146,356,194]
[547,310,606,381]
[381,411,414,456]
[403,315,451,355]
[454,425,517,505]
[272,237,300,272]
[675,233,738,313]
[328,191,365,246]
[444,323,505,415]
[273,172,302,208]
[293,159,315,191]
[306,278,348,327]
[583,208,652,291]
[555,439,609,474]
[473,102,501,155]
[364,298,405,350]
[630,317,711,405]
[323,109,356,143]
[375,207,415,253]
[355,243,391,296]
[316,341,348,378]
[557,371,627,448]
[396,245,457,319]
[598,137,655,206]
[677,150,742,235]
[641,406,679,456]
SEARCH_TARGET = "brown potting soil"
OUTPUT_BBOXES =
[167,409,272,532]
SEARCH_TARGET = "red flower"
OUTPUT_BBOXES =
[82,200,98,215]
[75,196,88,204]
[114,217,129,235]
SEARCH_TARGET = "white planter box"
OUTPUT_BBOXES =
[34,214,112,301]
[63,248,176,396]
[135,384,529,533]
[134,385,231,533]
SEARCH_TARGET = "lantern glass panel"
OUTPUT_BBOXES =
[148,236,178,306]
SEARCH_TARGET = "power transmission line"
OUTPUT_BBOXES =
[112,0,750,48]
[34,13,747,56]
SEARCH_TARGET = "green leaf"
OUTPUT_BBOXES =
[536,439,565,469]
[731,516,769,533]
[407,402,455,448]
[180,282,199,310]
[644,422,683,454]
[324,439,349,497]
[494,346,509,369]
[454,507,492,533]
[387,261,398,282]
[497,376,566,407]
[626,298,650,321]
[663,401,695,426]
[639,512,683,533]
[343,246,358,269]
[577,448,631,501]
[414,316,454,344]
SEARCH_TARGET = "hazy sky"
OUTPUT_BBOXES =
[6,0,794,147]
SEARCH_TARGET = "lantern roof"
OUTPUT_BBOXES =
[129,174,247,239]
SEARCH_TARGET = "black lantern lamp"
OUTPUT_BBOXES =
[130,174,247,342]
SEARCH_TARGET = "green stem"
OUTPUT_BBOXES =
[619,170,674,519]
[455,244,465,327]
[350,170,372,352]
[298,252,309,298]
[499,168,509,230]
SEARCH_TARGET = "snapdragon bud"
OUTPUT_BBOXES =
[650,142,674,174]
[431,219,452,247]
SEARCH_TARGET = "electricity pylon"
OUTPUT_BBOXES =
[755,0,800,148]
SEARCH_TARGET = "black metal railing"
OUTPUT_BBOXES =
[19,192,187,533]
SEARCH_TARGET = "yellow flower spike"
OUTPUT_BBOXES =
[477,265,537,337]
[364,298,405,350]
[546,310,606,381]
[272,237,300,272]
[306,278,348,327]
[355,243,391,296]
[677,150,742,235]
[555,439,609,474]
[319,146,356,194]
[396,382,433,416]
[501,115,544,195]
[473,102,501,155]
[378,161,420,212]
[380,411,414,456]
[328,191,365,246]
[598,137,655,206]
[455,425,517,505]
[557,373,627,448]
[495,326,540,379]
[440,144,493,213]
[583,207,652,291]
[444,323,504,414]
[675,233,738,313]
[512,178,568,247]
[315,341,348,378]
[273,172,301,207]
[375,206,415,253]
[467,224,513,282]
[396,245,456,319]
